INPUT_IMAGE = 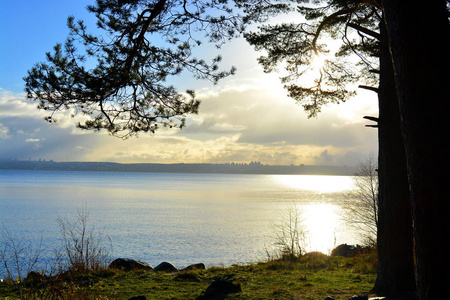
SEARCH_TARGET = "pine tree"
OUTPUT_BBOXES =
[244,0,415,295]
[24,0,246,138]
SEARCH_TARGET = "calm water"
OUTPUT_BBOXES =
[0,169,361,271]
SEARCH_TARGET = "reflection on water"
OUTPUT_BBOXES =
[273,174,355,193]
[302,203,341,254]
[273,175,355,254]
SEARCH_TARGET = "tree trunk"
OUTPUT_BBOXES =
[381,1,450,298]
[372,17,416,296]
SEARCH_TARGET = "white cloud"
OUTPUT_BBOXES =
[25,138,41,142]
[0,89,42,118]
[0,88,89,131]
[0,123,11,139]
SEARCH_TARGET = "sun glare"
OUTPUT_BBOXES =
[273,175,354,193]
[310,54,327,71]
[302,203,340,254]
[271,175,355,253]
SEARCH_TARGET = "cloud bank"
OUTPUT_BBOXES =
[0,82,378,166]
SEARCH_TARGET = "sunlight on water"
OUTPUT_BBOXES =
[302,203,340,254]
[272,175,354,193]
[271,174,355,254]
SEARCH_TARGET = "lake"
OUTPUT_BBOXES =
[0,169,362,272]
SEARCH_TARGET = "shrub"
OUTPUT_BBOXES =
[57,206,112,273]
[269,202,307,260]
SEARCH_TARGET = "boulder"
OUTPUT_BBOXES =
[109,258,153,271]
[331,244,360,258]
[197,278,241,300]
[154,261,179,273]
[183,263,206,271]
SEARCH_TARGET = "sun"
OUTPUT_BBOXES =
[310,54,327,71]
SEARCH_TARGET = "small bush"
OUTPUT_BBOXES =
[57,206,113,273]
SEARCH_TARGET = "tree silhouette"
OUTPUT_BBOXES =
[344,154,378,245]
[24,0,246,138]
[244,0,415,296]
[381,1,450,298]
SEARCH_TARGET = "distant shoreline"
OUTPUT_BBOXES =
[0,159,357,176]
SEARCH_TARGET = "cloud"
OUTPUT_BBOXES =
[183,85,378,159]
[0,82,378,166]
[0,90,96,160]
[0,89,41,118]
[25,138,42,144]
[0,123,11,139]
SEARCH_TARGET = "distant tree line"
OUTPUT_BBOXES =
[0,159,357,175]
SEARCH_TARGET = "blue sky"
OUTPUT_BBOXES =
[0,1,378,166]
[0,1,96,93]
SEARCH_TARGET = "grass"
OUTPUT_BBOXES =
[0,251,378,300]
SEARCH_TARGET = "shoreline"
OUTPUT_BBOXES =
[0,246,379,300]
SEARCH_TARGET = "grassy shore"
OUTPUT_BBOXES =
[0,251,377,300]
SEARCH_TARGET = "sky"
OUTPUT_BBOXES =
[0,1,378,166]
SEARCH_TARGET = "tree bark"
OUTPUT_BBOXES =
[381,1,450,298]
[372,17,416,296]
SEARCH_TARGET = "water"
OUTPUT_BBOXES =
[0,169,361,272]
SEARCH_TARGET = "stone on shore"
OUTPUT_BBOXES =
[109,258,153,271]
[197,278,241,300]
[154,261,179,273]
[183,263,206,271]
[331,244,361,258]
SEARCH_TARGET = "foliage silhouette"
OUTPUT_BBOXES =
[24,0,250,138]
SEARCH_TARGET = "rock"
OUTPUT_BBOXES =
[128,297,146,300]
[183,263,206,271]
[324,297,335,300]
[109,258,153,271]
[331,244,361,257]
[154,261,179,273]
[197,278,241,300]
